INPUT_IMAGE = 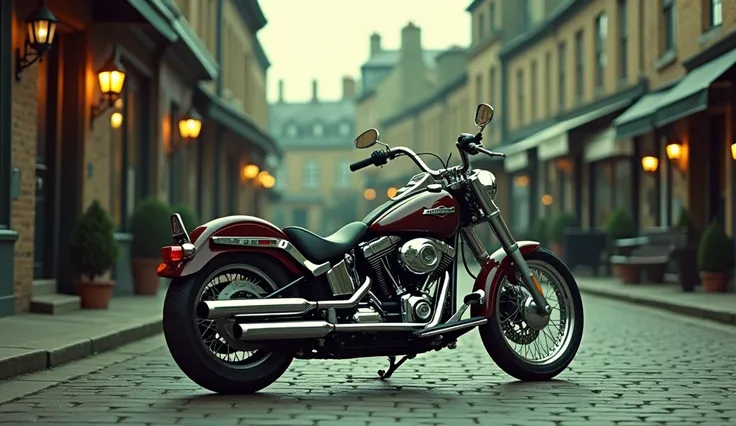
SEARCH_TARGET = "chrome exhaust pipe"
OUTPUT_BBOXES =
[197,277,372,320]
[233,273,451,341]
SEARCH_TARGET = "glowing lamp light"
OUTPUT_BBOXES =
[261,174,275,189]
[179,109,203,139]
[15,1,58,80]
[541,194,553,206]
[242,164,260,180]
[110,112,123,129]
[514,175,530,187]
[731,143,736,160]
[387,187,398,198]
[364,188,376,201]
[641,156,659,173]
[97,59,126,101]
[666,143,682,160]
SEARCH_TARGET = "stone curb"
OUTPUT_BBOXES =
[579,287,736,326]
[0,319,162,382]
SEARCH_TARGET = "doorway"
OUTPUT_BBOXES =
[33,35,61,279]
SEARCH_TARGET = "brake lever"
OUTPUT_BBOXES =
[473,144,506,158]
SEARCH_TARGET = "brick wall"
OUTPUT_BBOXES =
[10,13,38,313]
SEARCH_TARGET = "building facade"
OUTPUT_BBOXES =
[268,79,360,235]
[0,0,279,317]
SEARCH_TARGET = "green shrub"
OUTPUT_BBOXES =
[697,219,735,273]
[547,212,578,245]
[604,208,637,251]
[530,218,548,247]
[70,200,119,281]
[172,203,200,232]
[130,197,172,259]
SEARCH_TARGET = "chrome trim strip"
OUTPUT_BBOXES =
[210,236,331,276]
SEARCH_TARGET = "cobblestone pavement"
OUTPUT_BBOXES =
[1,281,735,425]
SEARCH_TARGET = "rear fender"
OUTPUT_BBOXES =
[158,215,313,279]
[470,241,540,318]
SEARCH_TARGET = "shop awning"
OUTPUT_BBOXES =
[126,0,178,42]
[654,47,736,127]
[613,90,672,139]
[195,85,283,159]
[502,99,631,159]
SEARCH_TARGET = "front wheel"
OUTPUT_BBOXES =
[479,247,584,381]
[163,253,295,394]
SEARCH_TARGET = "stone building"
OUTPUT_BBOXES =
[0,0,279,317]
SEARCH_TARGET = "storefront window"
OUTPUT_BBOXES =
[593,161,612,227]
[593,158,632,227]
[512,174,531,235]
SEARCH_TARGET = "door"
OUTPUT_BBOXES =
[33,35,61,279]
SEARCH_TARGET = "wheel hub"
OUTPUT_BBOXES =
[521,296,551,330]
[499,286,540,345]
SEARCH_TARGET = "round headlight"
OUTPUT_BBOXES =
[474,169,497,200]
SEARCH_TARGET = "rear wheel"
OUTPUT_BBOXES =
[163,253,296,394]
[479,248,584,381]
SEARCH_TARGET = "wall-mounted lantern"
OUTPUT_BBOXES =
[731,143,736,160]
[641,155,659,173]
[541,194,553,206]
[363,188,376,200]
[179,109,203,140]
[665,143,682,160]
[257,171,275,189]
[386,187,398,198]
[90,48,126,127]
[241,164,260,183]
[110,112,123,129]
[15,1,58,81]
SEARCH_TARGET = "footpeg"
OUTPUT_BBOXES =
[447,289,485,323]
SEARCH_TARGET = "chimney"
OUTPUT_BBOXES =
[278,79,284,103]
[342,77,356,100]
[370,33,382,56]
[400,22,421,57]
[311,79,318,102]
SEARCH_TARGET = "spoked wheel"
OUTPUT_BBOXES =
[479,248,584,381]
[163,253,295,394]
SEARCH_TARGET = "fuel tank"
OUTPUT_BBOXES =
[368,190,460,238]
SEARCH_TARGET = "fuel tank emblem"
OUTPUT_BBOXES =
[422,206,456,218]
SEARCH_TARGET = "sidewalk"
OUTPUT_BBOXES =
[577,276,736,326]
[0,294,163,381]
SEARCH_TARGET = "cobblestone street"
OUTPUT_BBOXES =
[1,278,735,426]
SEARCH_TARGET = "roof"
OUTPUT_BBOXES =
[361,49,444,69]
[269,99,356,148]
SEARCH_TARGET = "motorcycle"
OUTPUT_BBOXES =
[158,103,584,395]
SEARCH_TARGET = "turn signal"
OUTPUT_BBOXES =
[161,246,184,262]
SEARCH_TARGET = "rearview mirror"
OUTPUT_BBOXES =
[354,128,379,149]
[474,103,494,128]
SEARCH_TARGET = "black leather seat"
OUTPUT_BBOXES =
[282,221,369,264]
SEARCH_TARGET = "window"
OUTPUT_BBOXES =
[544,52,552,115]
[339,123,351,136]
[475,74,483,104]
[710,0,723,28]
[303,160,320,189]
[489,2,496,32]
[574,31,584,100]
[478,12,485,41]
[336,160,351,188]
[558,43,567,110]
[285,124,298,137]
[313,123,323,136]
[618,0,628,80]
[516,69,525,124]
[595,14,608,89]
[662,0,676,52]
[530,61,538,121]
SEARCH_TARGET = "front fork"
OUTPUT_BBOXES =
[464,185,551,317]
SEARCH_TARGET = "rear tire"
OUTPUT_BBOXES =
[163,253,296,394]
[479,247,584,381]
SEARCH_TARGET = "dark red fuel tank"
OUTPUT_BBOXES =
[368,190,460,238]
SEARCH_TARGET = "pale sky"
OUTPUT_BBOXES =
[259,1,472,103]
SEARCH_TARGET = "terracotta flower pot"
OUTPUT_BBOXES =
[131,258,162,295]
[614,264,639,284]
[76,281,115,309]
[699,272,730,293]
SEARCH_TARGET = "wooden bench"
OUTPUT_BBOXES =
[610,228,688,284]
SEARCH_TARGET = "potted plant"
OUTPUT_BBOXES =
[530,217,548,248]
[172,203,200,232]
[604,209,637,283]
[70,200,119,309]
[547,212,577,259]
[673,208,699,292]
[697,218,734,292]
[130,197,172,295]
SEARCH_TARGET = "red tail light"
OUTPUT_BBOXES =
[161,246,184,262]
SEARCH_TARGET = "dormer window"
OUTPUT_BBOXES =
[285,124,298,137]
[313,123,324,136]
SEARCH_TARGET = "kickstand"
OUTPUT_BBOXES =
[377,355,413,380]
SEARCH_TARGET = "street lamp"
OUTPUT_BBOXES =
[179,109,203,140]
[15,1,58,81]
[364,188,376,200]
[90,47,126,127]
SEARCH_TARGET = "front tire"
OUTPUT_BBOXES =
[163,253,295,394]
[479,247,584,381]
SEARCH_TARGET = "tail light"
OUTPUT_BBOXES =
[161,246,184,262]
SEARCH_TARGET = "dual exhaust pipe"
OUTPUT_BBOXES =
[199,273,472,341]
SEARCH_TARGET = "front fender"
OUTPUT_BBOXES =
[470,241,540,318]
[159,215,303,278]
